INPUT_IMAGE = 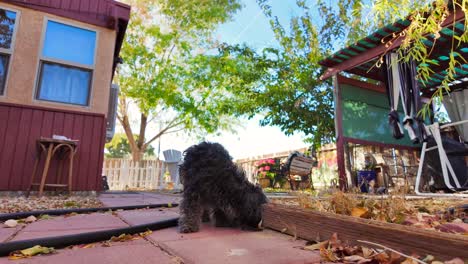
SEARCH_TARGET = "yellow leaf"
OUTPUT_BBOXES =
[351,207,369,218]
[361,246,373,258]
[303,240,328,251]
[19,245,55,256]
[139,230,153,237]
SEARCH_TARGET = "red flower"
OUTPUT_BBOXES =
[264,166,270,171]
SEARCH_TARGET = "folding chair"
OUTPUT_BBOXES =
[414,120,468,197]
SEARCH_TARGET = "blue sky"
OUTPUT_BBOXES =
[156,1,310,159]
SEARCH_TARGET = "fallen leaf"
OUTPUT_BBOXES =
[64,212,78,218]
[139,230,152,237]
[320,248,339,262]
[303,240,328,251]
[373,252,390,263]
[167,203,172,208]
[421,255,435,262]
[343,255,371,263]
[38,214,52,220]
[401,257,419,264]
[329,233,342,248]
[444,258,464,264]
[20,245,54,256]
[361,247,373,258]
[351,207,369,218]
[9,245,55,259]
[4,219,18,228]
[389,251,402,264]
[25,215,37,223]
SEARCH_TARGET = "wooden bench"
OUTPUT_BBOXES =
[283,152,317,190]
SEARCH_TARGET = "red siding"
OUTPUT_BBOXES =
[0,102,106,191]
[0,0,130,29]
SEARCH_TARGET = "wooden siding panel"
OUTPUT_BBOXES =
[0,108,21,189]
[9,109,33,190]
[0,103,106,191]
[70,114,84,190]
[76,116,93,190]
[87,116,104,190]
[21,110,46,190]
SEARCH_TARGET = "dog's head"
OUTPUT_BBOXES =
[242,184,268,230]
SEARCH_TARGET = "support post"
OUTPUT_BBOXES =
[333,75,347,190]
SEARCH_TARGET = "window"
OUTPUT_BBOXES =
[0,8,18,95]
[36,20,96,106]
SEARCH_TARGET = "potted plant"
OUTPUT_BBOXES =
[255,158,277,188]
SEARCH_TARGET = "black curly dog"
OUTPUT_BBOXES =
[178,141,268,233]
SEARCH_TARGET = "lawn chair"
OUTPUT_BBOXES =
[415,121,468,197]
[160,149,183,190]
[282,151,317,190]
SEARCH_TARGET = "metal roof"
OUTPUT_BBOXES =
[318,8,467,94]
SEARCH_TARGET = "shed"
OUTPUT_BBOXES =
[0,0,130,192]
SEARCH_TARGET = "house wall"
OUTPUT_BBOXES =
[0,102,106,191]
[0,2,117,116]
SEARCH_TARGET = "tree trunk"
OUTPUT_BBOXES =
[131,149,145,163]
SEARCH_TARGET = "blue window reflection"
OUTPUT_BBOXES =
[42,21,96,66]
[0,9,16,49]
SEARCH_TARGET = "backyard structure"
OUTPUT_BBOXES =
[0,0,130,192]
[318,5,467,193]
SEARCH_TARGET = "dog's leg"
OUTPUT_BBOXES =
[213,209,237,227]
[201,207,211,223]
[178,192,202,233]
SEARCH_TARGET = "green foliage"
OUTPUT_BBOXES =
[367,0,468,118]
[237,0,369,148]
[116,0,268,160]
[105,134,155,158]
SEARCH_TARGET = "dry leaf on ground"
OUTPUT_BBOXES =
[9,245,55,260]
[4,219,18,228]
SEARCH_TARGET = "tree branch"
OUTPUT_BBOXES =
[144,119,184,147]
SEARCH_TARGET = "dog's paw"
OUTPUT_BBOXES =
[178,225,199,233]
[240,225,263,232]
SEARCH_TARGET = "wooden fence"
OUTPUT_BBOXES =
[102,159,166,190]
[235,145,338,188]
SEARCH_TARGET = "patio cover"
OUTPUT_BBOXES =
[317,5,466,189]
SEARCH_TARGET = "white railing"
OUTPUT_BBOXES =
[103,159,167,190]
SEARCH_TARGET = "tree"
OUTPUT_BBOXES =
[116,0,261,161]
[105,133,155,158]
[228,0,369,149]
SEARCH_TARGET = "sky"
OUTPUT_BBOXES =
[148,1,310,160]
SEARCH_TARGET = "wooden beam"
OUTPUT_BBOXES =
[337,76,386,94]
[320,8,466,81]
[263,203,468,260]
[343,137,421,151]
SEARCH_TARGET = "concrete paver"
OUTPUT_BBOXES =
[0,227,19,243]
[99,192,180,207]
[149,225,321,264]
[0,193,323,264]
[0,240,175,264]
[12,213,128,241]
[117,208,179,226]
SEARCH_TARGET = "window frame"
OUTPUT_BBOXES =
[0,5,20,97]
[34,17,99,107]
